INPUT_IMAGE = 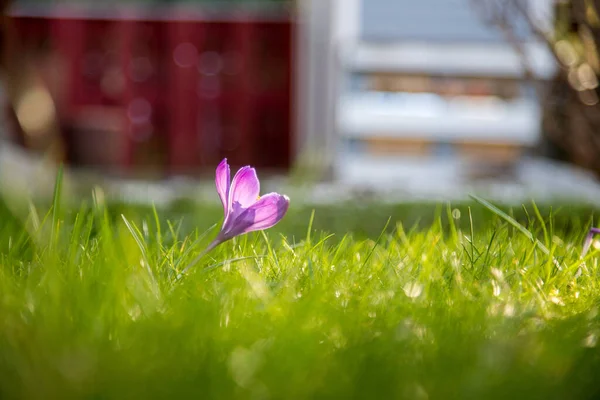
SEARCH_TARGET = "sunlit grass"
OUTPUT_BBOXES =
[0,182,599,398]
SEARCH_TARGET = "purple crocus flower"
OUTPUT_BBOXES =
[178,158,289,277]
[582,227,600,257]
[207,158,290,250]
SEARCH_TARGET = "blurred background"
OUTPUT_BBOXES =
[1,0,600,204]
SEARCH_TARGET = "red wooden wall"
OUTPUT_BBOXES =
[9,5,294,176]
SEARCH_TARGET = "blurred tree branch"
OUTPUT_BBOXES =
[470,0,558,90]
[472,0,600,176]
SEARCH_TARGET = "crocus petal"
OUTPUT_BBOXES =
[229,166,260,210]
[241,193,289,232]
[215,158,230,215]
[220,193,289,240]
[582,227,600,257]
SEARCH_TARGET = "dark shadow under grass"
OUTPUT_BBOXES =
[109,198,600,242]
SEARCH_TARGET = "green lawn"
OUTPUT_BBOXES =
[0,188,600,399]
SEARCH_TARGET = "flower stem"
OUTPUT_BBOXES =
[179,239,220,278]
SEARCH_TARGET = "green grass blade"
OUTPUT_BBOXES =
[470,194,550,256]
[51,164,64,246]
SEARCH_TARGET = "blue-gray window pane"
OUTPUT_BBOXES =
[360,0,532,42]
